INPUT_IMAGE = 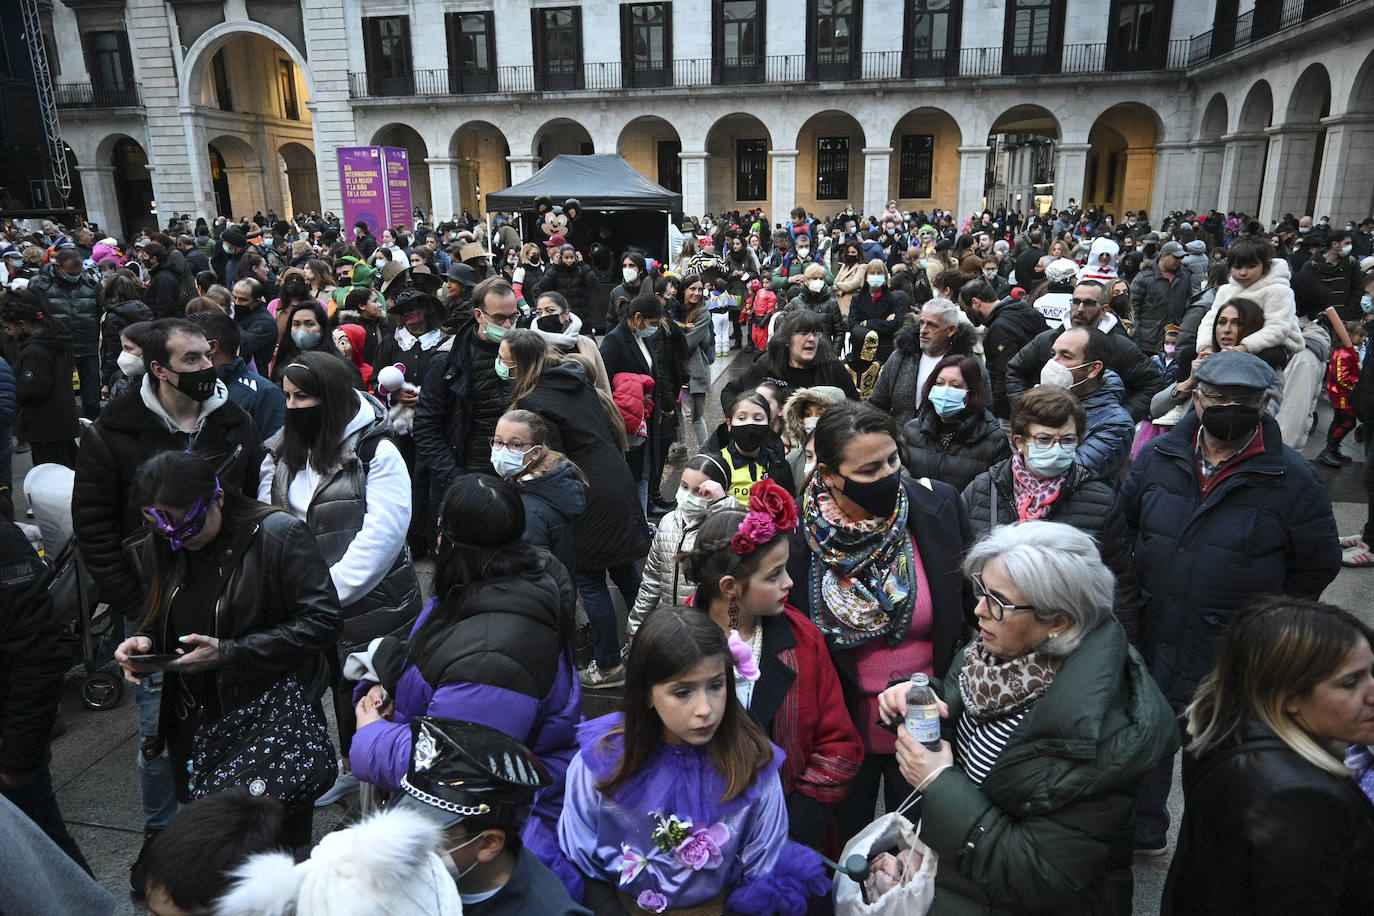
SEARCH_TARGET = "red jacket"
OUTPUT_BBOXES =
[1326,345,1360,412]
[610,371,655,437]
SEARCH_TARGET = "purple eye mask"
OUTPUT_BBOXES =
[144,481,221,550]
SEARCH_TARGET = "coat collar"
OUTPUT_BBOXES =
[748,611,799,731]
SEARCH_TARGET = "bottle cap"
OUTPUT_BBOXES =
[910,673,928,686]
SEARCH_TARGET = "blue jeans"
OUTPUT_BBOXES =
[575,564,642,670]
[135,673,177,831]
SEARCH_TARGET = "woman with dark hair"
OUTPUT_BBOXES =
[302,258,336,304]
[108,319,157,399]
[721,311,860,412]
[99,273,153,393]
[1153,296,1282,417]
[113,451,343,848]
[627,453,733,639]
[674,273,715,450]
[700,391,796,502]
[259,352,421,809]
[681,485,863,848]
[490,407,588,577]
[500,328,649,690]
[901,353,1010,492]
[786,400,974,844]
[349,472,583,898]
[271,301,344,383]
[270,268,319,344]
[831,241,868,316]
[558,605,829,915]
[1163,597,1374,914]
[0,289,80,468]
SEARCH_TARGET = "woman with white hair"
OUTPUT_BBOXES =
[877,521,1178,915]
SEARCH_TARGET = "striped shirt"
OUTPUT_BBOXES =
[956,709,1025,786]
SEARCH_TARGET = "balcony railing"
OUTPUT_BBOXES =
[53,82,141,108]
[346,40,1191,100]
[1188,0,1355,66]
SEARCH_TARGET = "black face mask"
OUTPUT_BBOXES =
[835,468,902,518]
[729,422,770,453]
[170,366,217,402]
[1110,292,1129,311]
[285,404,324,440]
[536,314,566,334]
[1200,403,1262,441]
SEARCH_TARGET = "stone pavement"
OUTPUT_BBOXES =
[13,348,1371,914]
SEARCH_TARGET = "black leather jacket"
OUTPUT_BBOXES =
[1163,719,1374,915]
[139,508,343,725]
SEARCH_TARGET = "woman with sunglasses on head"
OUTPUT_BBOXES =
[113,451,344,850]
[876,521,1178,916]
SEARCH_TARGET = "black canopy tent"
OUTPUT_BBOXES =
[485,155,681,263]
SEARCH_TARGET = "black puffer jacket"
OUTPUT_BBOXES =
[532,260,601,326]
[138,508,343,715]
[412,320,509,489]
[11,325,80,444]
[517,362,649,569]
[28,263,101,357]
[516,460,587,577]
[73,383,261,615]
[846,286,912,362]
[100,298,154,388]
[901,407,1011,492]
[145,260,187,319]
[0,520,68,775]
[980,297,1049,418]
[1163,718,1374,915]
[962,458,1140,640]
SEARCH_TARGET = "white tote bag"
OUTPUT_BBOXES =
[833,791,938,916]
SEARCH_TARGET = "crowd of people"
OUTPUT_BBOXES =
[0,197,1371,915]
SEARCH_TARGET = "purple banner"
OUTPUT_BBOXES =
[338,147,386,242]
[382,147,413,230]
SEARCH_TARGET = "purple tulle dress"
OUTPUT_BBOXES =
[557,713,828,915]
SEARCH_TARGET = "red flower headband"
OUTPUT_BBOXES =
[726,479,798,572]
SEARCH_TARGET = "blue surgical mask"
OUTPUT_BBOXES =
[928,386,967,417]
[635,323,659,339]
[866,274,885,288]
[1362,295,1373,316]
[1024,443,1076,478]
[291,330,321,349]
[490,444,533,478]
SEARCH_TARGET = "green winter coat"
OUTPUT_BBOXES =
[919,620,1179,915]
[28,263,103,357]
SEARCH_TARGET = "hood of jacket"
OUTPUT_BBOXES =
[108,298,153,322]
[1087,236,1120,262]
[519,461,587,524]
[537,359,593,393]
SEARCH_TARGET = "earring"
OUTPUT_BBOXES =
[728,598,739,632]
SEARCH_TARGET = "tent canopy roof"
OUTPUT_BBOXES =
[485,155,682,211]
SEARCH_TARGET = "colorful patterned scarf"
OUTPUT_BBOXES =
[1009,451,1066,521]
[802,472,917,647]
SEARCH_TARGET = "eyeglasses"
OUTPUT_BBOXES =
[488,437,530,451]
[1069,297,1101,308]
[971,574,1037,621]
[1196,388,1264,409]
[482,310,518,327]
[1025,434,1080,448]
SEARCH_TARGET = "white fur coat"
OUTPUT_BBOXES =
[1196,258,1304,356]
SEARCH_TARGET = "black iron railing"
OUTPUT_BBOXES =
[54,82,141,107]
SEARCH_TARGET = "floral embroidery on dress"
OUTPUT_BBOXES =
[616,811,733,908]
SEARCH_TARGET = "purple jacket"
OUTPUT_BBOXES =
[351,594,584,896]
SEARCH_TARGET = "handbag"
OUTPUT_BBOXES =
[190,674,336,809]
[833,790,938,916]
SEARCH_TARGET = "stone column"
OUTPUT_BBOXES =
[955,145,990,220]
[1311,115,1374,225]
[506,155,541,186]
[124,0,194,215]
[1258,125,1325,224]
[861,147,893,216]
[1053,143,1091,212]
[75,165,120,235]
[1149,142,1196,217]
[426,157,459,219]
[1216,133,1269,215]
[769,149,798,221]
[678,151,709,218]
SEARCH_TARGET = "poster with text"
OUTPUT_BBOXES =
[338,147,385,242]
[382,147,413,230]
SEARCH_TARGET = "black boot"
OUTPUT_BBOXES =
[130,828,161,897]
[1315,447,1344,468]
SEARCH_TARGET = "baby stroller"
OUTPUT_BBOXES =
[23,464,125,710]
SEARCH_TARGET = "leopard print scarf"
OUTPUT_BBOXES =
[958,638,1062,721]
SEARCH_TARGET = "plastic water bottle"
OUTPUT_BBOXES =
[904,673,941,749]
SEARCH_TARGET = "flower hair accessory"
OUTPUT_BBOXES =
[725,479,798,573]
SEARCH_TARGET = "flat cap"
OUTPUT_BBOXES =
[1195,350,1275,391]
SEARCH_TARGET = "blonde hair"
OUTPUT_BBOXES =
[1187,597,1374,777]
[803,262,826,280]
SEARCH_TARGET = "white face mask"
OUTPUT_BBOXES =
[796,247,810,258]
[807,278,825,292]
[622,266,638,284]
[1040,359,1089,389]
[802,416,820,433]
[117,351,145,378]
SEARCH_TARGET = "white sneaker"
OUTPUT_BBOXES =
[1339,533,1366,549]
[314,763,360,807]
[579,660,626,689]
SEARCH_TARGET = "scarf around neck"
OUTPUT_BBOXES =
[959,638,1062,720]
[802,472,917,647]
[1010,451,1065,521]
